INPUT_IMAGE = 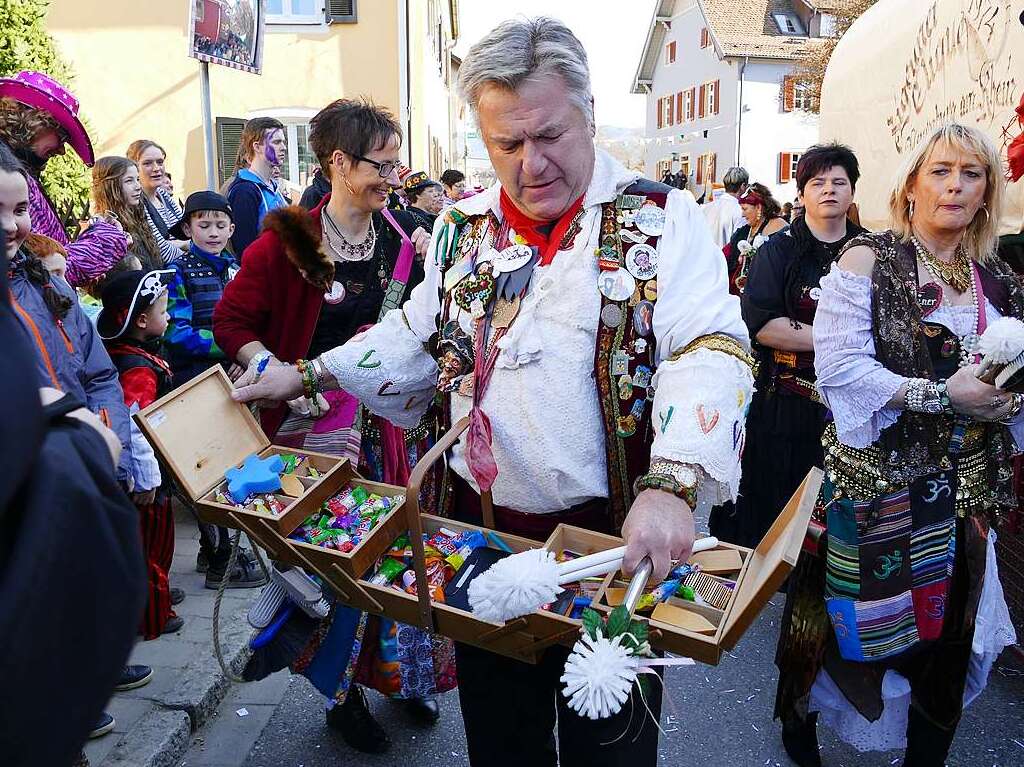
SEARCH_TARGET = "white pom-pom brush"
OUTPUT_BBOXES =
[561,558,654,720]
[977,317,1024,384]
[468,538,718,623]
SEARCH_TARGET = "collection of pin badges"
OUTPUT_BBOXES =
[592,195,667,438]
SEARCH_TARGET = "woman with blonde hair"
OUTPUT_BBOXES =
[91,156,162,273]
[774,123,1020,766]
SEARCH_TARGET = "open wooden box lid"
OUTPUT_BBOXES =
[134,366,270,501]
[718,467,822,649]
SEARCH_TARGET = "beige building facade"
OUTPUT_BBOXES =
[47,0,460,198]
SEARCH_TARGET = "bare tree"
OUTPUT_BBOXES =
[794,0,879,113]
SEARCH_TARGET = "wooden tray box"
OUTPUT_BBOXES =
[347,455,820,665]
[133,366,407,579]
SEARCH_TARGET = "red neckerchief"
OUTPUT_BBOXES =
[498,189,584,266]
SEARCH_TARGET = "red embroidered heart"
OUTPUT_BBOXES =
[696,404,720,434]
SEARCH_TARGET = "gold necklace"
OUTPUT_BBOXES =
[912,236,970,293]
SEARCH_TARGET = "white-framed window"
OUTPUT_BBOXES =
[778,151,802,184]
[266,0,323,25]
[773,13,804,35]
[665,41,676,64]
[705,80,718,115]
[793,82,814,111]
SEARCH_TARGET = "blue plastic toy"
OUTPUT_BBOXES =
[225,453,284,500]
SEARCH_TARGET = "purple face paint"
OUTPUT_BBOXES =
[264,129,284,167]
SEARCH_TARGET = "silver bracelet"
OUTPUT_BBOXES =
[904,379,946,415]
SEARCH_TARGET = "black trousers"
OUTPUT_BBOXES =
[455,641,662,767]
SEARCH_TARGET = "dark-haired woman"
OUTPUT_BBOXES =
[440,168,465,206]
[710,145,864,548]
[725,182,789,294]
[214,98,450,753]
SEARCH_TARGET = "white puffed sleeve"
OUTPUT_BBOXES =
[319,218,451,428]
[648,190,754,503]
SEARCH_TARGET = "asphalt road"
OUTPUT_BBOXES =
[238,600,1024,767]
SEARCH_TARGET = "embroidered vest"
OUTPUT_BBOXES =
[432,180,672,530]
[861,230,1024,506]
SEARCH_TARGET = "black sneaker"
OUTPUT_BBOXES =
[115,665,153,691]
[88,712,115,739]
[162,615,185,634]
[401,696,440,726]
[205,550,268,590]
[196,550,209,574]
[326,686,390,753]
[170,587,186,605]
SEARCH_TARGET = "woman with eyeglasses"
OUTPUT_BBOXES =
[213,98,444,754]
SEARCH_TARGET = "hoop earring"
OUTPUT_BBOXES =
[908,199,915,220]
[977,206,990,225]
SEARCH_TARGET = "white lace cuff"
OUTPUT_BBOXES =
[650,348,754,503]
[319,308,438,428]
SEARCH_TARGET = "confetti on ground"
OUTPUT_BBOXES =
[1013,738,1024,750]
[236,708,249,717]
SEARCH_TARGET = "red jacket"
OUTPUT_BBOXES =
[213,197,422,438]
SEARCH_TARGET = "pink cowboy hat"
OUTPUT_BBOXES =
[0,71,94,166]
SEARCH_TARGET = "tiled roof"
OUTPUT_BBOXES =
[699,0,818,60]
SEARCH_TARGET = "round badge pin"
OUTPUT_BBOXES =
[634,205,666,237]
[601,304,624,328]
[324,281,346,304]
[597,268,637,302]
[625,243,658,281]
[644,279,658,301]
[491,243,533,274]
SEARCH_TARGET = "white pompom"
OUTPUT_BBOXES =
[560,633,639,720]
[979,317,1024,363]
[467,548,561,623]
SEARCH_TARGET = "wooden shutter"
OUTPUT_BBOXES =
[778,152,793,183]
[709,153,717,182]
[696,155,705,186]
[688,87,696,120]
[656,98,663,129]
[713,78,720,115]
[667,95,674,125]
[782,76,795,112]
[215,116,245,187]
[700,27,709,48]
[676,91,683,121]
[326,0,357,23]
[698,84,707,118]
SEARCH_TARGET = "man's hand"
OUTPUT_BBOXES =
[231,363,304,407]
[620,489,695,581]
[411,227,431,258]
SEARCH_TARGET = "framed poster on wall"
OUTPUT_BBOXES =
[188,0,266,75]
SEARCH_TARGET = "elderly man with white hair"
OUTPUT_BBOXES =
[234,17,752,765]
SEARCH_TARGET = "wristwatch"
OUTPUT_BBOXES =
[634,459,701,508]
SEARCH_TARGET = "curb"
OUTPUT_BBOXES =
[100,597,254,767]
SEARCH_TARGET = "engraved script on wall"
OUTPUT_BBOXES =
[887,0,1017,153]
